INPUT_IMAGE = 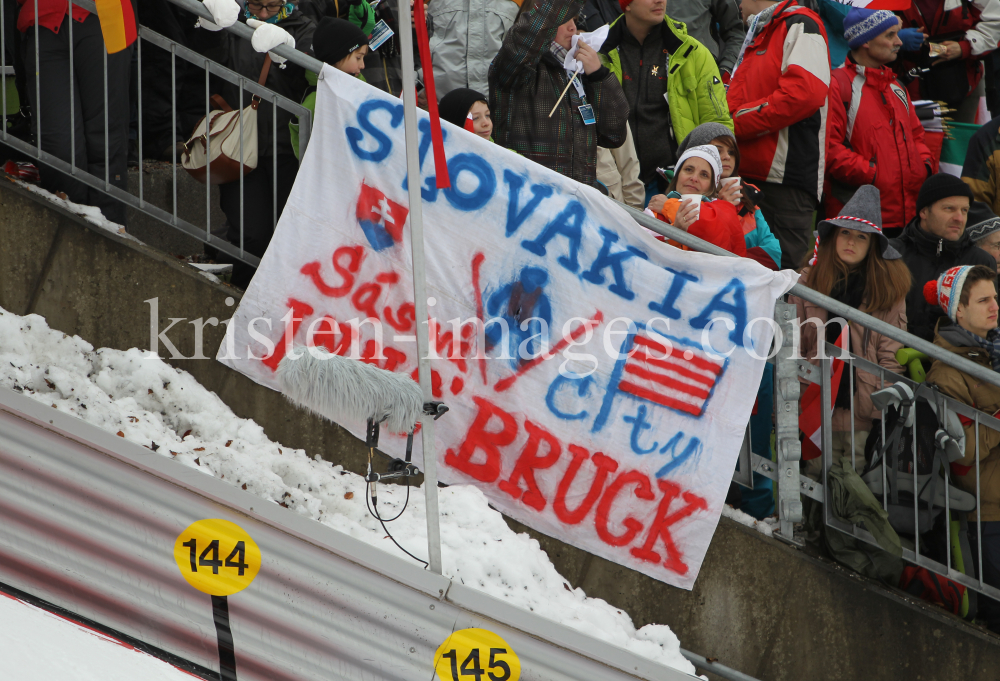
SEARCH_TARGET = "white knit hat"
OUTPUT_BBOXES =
[674,145,722,187]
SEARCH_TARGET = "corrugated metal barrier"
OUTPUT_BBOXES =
[0,385,699,681]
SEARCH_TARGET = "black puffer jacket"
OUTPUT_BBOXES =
[218,10,317,159]
[890,218,997,343]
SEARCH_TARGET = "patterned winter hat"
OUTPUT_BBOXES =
[924,266,975,323]
[966,201,1000,243]
[817,185,901,259]
[843,8,900,49]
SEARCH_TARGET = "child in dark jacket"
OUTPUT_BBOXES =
[290,17,370,159]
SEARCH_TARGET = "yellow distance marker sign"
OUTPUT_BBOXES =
[173,519,261,596]
[434,628,520,681]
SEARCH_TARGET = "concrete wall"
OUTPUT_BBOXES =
[2,179,999,681]
[0,178,371,477]
[125,162,222,259]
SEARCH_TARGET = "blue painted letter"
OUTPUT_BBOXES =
[503,170,554,237]
[346,100,403,162]
[443,153,496,211]
[521,200,585,272]
[582,227,648,300]
[690,277,747,344]
[545,373,595,421]
[648,267,698,319]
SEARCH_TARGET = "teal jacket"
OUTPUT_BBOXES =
[599,14,732,145]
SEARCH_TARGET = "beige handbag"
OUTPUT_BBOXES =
[181,55,272,185]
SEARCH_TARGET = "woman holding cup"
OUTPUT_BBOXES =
[647,145,747,257]
[650,122,783,269]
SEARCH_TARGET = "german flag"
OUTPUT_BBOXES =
[95,0,137,54]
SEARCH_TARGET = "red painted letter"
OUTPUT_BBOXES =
[594,471,655,546]
[629,480,707,575]
[261,298,314,372]
[497,420,562,510]
[300,245,364,298]
[553,447,619,525]
[444,397,518,482]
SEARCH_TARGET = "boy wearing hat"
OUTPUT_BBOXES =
[890,173,997,342]
[438,88,494,141]
[924,264,1000,633]
[826,8,933,237]
[290,17,370,158]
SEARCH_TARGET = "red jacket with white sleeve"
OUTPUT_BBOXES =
[826,60,935,236]
[726,0,831,201]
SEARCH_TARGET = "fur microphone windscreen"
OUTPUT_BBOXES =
[276,347,424,434]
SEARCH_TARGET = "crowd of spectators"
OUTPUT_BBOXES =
[12,0,1000,630]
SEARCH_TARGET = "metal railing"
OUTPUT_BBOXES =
[803,338,1000,603]
[0,0,315,267]
[627,201,1000,606]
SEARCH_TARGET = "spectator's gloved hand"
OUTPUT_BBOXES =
[247,19,296,67]
[898,27,927,52]
[197,0,240,31]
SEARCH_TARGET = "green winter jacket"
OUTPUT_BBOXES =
[599,14,732,145]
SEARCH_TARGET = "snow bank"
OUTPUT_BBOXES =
[17,180,143,244]
[0,307,696,675]
[0,592,198,680]
[722,503,776,538]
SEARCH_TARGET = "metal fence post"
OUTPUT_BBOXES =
[773,301,802,539]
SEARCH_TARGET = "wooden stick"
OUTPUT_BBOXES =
[548,66,582,118]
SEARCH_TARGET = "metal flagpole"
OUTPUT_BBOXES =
[397,0,444,575]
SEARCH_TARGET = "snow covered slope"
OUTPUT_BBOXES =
[0,306,697,675]
[0,591,200,681]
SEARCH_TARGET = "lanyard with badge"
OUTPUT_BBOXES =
[554,27,608,125]
[570,68,597,125]
[564,66,596,125]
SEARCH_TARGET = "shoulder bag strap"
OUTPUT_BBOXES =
[258,53,273,86]
[251,54,273,110]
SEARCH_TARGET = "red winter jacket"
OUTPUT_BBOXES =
[899,0,1000,103]
[653,197,747,256]
[726,0,830,201]
[826,61,935,236]
[16,0,89,33]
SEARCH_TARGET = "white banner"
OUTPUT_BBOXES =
[218,66,797,589]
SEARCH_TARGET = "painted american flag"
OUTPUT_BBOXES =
[618,330,726,418]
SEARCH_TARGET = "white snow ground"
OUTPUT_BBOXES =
[0,591,198,680]
[0,305,764,676]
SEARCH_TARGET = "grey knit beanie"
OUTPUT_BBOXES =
[676,123,736,158]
